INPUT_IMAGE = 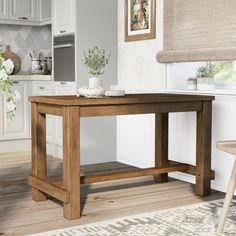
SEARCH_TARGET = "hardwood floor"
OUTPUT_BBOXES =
[0,153,224,236]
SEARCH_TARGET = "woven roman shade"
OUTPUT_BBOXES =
[156,0,236,63]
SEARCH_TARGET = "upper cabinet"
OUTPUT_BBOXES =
[8,0,38,21]
[0,0,8,19]
[40,0,51,23]
[52,0,75,35]
[0,0,51,25]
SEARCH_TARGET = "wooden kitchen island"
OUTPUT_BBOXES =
[28,93,215,220]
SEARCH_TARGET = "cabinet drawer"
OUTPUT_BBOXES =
[32,82,54,95]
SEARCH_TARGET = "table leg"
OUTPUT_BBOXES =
[63,106,81,220]
[154,113,169,183]
[196,101,212,196]
[31,103,47,202]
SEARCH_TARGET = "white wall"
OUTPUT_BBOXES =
[168,96,236,194]
[76,0,118,164]
[117,0,166,167]
[167,63,236,194]
[117,0,166,91]
[116,1,235,195]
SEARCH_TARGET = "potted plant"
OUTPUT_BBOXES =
[196,63,219,91]
[0,51,20,121]
[82,47,110,88]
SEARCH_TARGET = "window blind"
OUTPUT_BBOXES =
[156,0,236,63]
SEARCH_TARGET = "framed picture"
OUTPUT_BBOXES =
[125,0,156,42]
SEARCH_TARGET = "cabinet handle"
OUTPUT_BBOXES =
[60,82,67,85]
[12,81,19,84]
[60,30,66,33]
[54,44,73,49]
[18,17,28,20]
[39,87,45,90]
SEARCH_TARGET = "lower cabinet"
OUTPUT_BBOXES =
[54,82,76,157]
[32,81,54,143]
[0,80,30,140]
[32,81,76,158]
[0,80,76,153]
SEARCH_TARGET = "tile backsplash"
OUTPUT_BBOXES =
[0,24,52,72]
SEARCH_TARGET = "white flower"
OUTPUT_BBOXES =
[6,100,16,112]
[0,70,8,81]
[13,90,20,102]
[5,59,14,75]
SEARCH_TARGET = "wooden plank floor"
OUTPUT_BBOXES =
[0,153,224,236]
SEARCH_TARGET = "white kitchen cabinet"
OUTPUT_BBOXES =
[0,81,30,141]
[0,0,51,25]
[39,0,51,23]
[54,82,76,147]
[32,81,54,96]
[9,0,38,21]
[52,0,75,35]
[32,81,54,143]
[0,0,8,19]
[32,81,76,158]
[54,81,76,95]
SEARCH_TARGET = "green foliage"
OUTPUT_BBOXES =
[212,61,236,83]
[196,63,219,78]
[82,47,110,77]
[0,53,17,122]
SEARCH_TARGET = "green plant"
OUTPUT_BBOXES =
[196,63,219,78]
[82,47,110,77]
[0,52,20,121]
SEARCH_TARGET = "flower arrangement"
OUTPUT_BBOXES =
[82,47,110,77]
[0,52,20,121]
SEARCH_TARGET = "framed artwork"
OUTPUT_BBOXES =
[125,0,156,42]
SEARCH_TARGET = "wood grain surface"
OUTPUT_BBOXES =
[29,93,215,106]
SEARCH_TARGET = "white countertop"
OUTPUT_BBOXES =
[165,89,236,97]
[10,73,52,81]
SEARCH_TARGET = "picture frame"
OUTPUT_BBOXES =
[125,0,156,42]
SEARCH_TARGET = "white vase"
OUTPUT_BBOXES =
[197,77,215,91]
[89,77,102,88]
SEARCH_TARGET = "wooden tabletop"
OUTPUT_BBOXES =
[29,93,215,106]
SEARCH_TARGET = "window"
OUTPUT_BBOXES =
[213,61,236,85]
[169,61,236,92]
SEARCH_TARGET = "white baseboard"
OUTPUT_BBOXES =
[117,157,153,168]
[169,172,234,194]
[0,139,31,153]
[0,150,30,158]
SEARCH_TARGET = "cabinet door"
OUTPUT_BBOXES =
[32,81,54,143]
[9,0,38,21]
[54,82,76,145]
[39,0,51,22]
[52,0,75,35]
[0,81,30,141]
[0,0,8,19]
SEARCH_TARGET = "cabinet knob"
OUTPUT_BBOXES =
[18,17,28,20]
[60,30,66,33]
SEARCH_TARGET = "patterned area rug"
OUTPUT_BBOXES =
[30,200,236,236]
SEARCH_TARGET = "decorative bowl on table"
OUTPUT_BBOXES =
[78,86,105,97]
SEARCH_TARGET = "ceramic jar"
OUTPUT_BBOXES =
[89,77,102,88]
[197,77,215,91]
[187,78,197,90]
